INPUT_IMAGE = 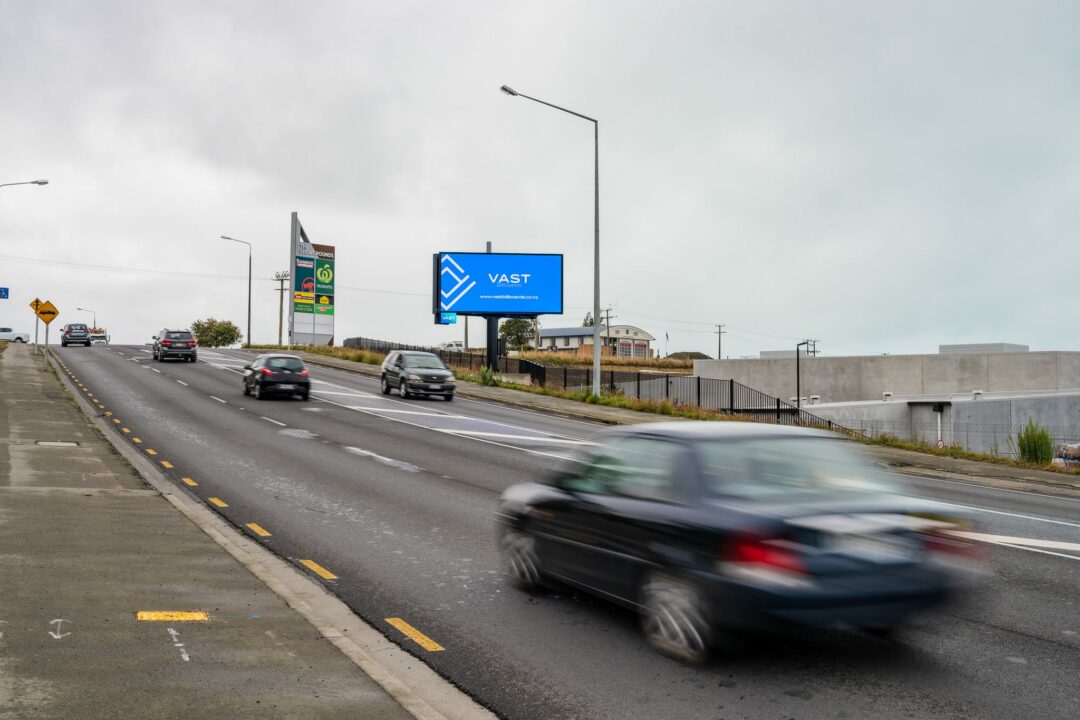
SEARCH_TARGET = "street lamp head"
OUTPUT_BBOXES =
[220,235,233,240]
[33,179,48,185]
[500,85,519,97]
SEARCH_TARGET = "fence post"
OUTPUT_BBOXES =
[665,374,670,400]
[587,368,591,394]
[729,378,735,412]
[608,369,614,392]
[776,398,781,423]
[563,366,568,390]
[696,376,701,408]
[636,372,641,400]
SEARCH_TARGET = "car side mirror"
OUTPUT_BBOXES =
[152,336,158,340]
[243,363,252,370]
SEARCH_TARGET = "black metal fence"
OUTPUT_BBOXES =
[342,336,848,433]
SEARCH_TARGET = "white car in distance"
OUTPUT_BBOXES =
[0,327,30,343]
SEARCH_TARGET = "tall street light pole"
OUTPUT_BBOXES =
[77,307,97,329]
[501,84,601,397]
[221,236,252,347]
[273,270,290,347]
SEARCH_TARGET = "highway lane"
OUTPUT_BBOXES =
[55,345,1080,720]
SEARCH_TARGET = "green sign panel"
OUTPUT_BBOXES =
[315,259,334,295]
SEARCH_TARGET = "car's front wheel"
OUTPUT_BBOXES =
[640,571,712,665]
[243,381,250,396]
[503,529,543,591]
[399,380,409,398]
[381,376,391,395]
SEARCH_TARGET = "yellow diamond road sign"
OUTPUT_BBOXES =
[35,300,59,325]
[29,297,42,311]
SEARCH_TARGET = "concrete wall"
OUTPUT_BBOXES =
[807,394,1080,457]
[694,352,1080,404]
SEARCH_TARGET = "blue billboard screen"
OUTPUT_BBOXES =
[435,252,563,316]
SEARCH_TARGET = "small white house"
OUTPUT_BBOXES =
[538,325,655,358]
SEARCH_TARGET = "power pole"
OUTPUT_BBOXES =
[715,323,726,359]
[601,306,616,356]
[273,271,290,346]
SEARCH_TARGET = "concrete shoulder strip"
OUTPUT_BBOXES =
[47,350,496,720]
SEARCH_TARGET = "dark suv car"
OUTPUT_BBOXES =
[152,329,198,362]
[380,351,456,400]
[243,354,311,400]
[61,323,92,347]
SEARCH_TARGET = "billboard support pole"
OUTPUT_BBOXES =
[486,315,499,373]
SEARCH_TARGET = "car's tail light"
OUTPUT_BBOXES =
[718,533,812,588]
[299,369,309,378]
[259,368,274,377]
[161,339,172,346]
[923,529,989,570]
[188,340,197,347]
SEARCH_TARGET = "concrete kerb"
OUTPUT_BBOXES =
[45,349,497,720]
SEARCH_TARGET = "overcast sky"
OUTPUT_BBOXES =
[2,1,1078,356]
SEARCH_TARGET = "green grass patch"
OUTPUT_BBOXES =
[862,433,1080,475]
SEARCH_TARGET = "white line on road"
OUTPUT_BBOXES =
[209,396,226,403]
[152,368,161,373]
[260,416,286,427]
[886,470,1080,504]
[951,531,1080,553]
[345,446,421,473]
[939,502,1080,529]
[435,429,595,445]
[345,405,460,418]
[177,380,188,386]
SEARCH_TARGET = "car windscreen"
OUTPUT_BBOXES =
[166,331,192,340]
[403,354,446,369]
[266,357,304,371]
[697,438,894,500]
[69,324,88,331]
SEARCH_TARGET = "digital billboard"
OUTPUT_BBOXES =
[433,252,563,316]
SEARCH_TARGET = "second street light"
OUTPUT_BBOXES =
[76,307,97,329]
[501,84,602,397]
[221,235,252,347]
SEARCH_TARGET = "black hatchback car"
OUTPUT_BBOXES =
[497,422,984,663]
[243,354,311,400]
[60,323,92,347]
[380,351,456,400]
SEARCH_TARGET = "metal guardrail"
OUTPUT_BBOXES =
[342,336,851,433]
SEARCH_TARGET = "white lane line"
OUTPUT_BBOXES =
[139,349,151,354]
[991,542,1080,562]
[886,470,1080,504]
[938,502,1080,529]
[951,531,1080,553]
[434,429,596,445]
[176,380,188,386]
[345,405,460,418]
[345,446,420,473]
[152,368,161,373]
[209,396,227,403]
[316,390,377,398]
[260,416,286,427]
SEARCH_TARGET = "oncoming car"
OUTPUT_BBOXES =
[242,354,311,400]
[496,422,985,663]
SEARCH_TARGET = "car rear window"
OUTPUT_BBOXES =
[267,357,304,370]
[166,331,193,340]
[697,438,892,500]
[69,324,88,331]
[403,354,446,369]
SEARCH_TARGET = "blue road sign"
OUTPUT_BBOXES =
[434,252,563,316]
[0,287,8,299]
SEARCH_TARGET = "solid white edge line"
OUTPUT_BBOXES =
[209,396,226,403]
[989,541,1080,562]
[177,380,188,386]
[932,501,1080,529]
[886,470,1080,504]
[260,416,286,427]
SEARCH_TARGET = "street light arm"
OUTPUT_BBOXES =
[503,89,597,124]
[0,179,49,188]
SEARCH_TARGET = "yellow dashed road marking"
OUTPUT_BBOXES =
[246,523,271,537]
[132,437,142,443]
[105,411,113,417]
[208,497,228,508]
[181,477,198,486]
[385,617,445,652]
[160,460,173,469]
[122,428,130,434]
[136,611,209,622]
[113,419,121,424]
[299,559,338,580]
[146,449,157,456]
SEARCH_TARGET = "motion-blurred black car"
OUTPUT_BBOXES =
[60,323,92,347]
[380,351,456,400]
[243,354,310,400]
[496,422,984,663]
[152,328,198,362]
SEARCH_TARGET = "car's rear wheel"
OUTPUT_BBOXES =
[243,381,250,396]
[254,383,264,400]
[14,338,25,343]
[300,391,310,401]
[444,394,454,401]
[399,380,409,398]
[381,376,391,395]
[640,571,712,665]
[503,529,543,591]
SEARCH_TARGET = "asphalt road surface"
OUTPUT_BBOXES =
[55,345,1080,720]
